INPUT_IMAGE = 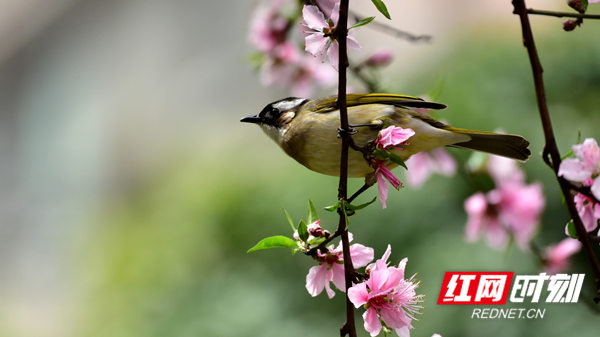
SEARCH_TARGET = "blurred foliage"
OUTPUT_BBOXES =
[69,28,600,337]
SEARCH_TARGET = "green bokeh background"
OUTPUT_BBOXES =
[1,1,600,337]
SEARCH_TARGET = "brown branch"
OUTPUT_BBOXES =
[527,8,600,19]
[512,0,600,303]
[336,1,358,336]
[350,11,432,42]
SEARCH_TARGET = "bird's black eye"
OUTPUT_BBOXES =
[259,105,280,125]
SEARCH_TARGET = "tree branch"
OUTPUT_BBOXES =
[512,0,600,303]
[526,8,600,19]
[350,11,432,42]
[336,1,358,336]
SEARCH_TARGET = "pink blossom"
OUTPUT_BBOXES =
[543,238,582,274]
[573,193,600,232]
[249,0,290,53]
[465,192,507,249]
[405,149,457,188]
[302,3,361,70]
[260,43,336,97]
[487,154,525,186]
[365,49,394,67]
[464,181,545,250]
[306,234,374,298]
[376,162,403,209]
[348,245,423,337]
[377,126,415,150]
[558,138,600,200]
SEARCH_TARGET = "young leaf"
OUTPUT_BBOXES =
[349,16,375,30]
[374,149,390,160]
[371,0,391,20]
[347,197,377,211]
[248,235,297,253]
[283,209,295,231]
[308,199,320,222]
[388,152,407,169]
[566,220,578,239]
[324,201,341,212]
[298,220,309,241]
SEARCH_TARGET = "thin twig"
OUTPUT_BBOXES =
[350,11,432,42]
[527,8,600,19]
[336,1,358,336]
[512,0,600,303]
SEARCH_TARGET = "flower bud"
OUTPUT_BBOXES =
[365,49,394,67]
[562,19,581,31]
[567,0,587,13]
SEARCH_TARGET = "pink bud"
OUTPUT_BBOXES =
[365,49,394,67]
[562,19,581,31]
[567,0,586,13]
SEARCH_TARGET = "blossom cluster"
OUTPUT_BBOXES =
[558,138,600,234]
[464,155,545,250]
[249,0,393,95]
[298,221,423,337]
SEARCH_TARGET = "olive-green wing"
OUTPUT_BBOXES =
[310,93,446,113]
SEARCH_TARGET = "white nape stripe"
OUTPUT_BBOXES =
[273,98,305,111]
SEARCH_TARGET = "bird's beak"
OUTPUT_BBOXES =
[240,114,261,124]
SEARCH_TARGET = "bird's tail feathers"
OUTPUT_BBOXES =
[447,128,531,161]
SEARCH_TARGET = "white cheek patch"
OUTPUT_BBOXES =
[278,111,295,125]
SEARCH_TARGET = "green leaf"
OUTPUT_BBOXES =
[324,201,341,212]
[374,149,389,160]
[283,209,295,231]
[298,220,309,241]
[566,220,578,239]
[349,16,375,30]
[371,0,391,19]
[561,149,574,161]
[347,197,377,211]
[308,199,319,223]
[307,237,326,246]
[388,152,407,169]
[247,236,297,253]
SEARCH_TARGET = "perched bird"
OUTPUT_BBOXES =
[241,93,530,179]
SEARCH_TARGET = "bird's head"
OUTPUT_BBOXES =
[241,97,308,143]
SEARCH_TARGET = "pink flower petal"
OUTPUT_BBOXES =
[330,263,346,292]
[305,33,328,56]
[330,1,340,26]
[377,170,389,209]
[348,282,369,308]
[431,148,457,176]
[327,40,339,71]
[544,238,581,274]
[574,193,600,232]
[363,307,383,337]
[380,304,410,329]
[488,155,524,185]
[347,35,361,50]
[558,158,592,182]
[378,126,415,149]
[350,243,375,268]
[592,177,600,200]
[302,5,328,30]
[573,138,600,169]
[395,326,411,337]
[306,264,332,297]
[405,152,432,188]
[464,193,487,241]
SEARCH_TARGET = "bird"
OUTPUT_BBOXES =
[241,93,530,179]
